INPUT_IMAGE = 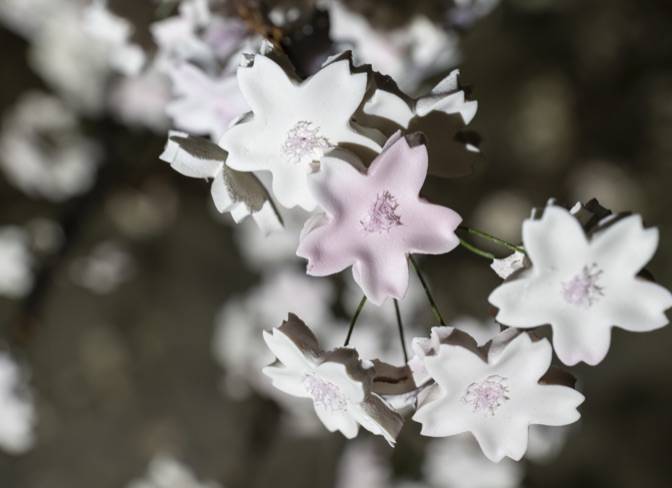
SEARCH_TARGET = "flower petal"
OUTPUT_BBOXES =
[314,405,359,439]
[367,133,428,196]
[262,328,316,372]
[402,201,461,255]
[590,215,659,277]
[262,366,310,398]
[236,54,296,117]
[523,206,588,269]
[301,60,368,126]
[551,318,613,366]
[525,384,584,427]
[314,361,366,404]
[349,394,404,447]
[352,251,409,305]
[297,219,361,277]
[607,279,672,332]
[493,334,552,385]
[471,418,529,462]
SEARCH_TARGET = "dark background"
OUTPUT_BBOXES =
[1,0,671,486]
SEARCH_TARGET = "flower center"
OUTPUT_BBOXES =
[360,191,403,233]
[282,120,332,165]
[303,374,348,412]
[462,374,510,416]
[562,263,604,308]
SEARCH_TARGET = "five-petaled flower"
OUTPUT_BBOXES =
[219,53,382,211]
[262,314,404,445]
[488,205,672,366]
[296,132,461,305]
[410,327,584,462]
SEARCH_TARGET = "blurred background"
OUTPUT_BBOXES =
[1,0,671,487]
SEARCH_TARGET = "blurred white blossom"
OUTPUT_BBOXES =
[0,227,34,298]
[0,352,36,454]
[0,92,100,201]
[127,454,221,488]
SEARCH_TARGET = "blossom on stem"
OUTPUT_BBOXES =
[262,314,404,445]
[219,53,382,210]
[488,205,672,366]
[410,328,584,462]
[297,132,461,305]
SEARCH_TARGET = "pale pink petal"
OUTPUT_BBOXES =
[367,133,429,196]
[262,367,311,398]
[402,200,461,255]
[352,251,409,305]
[297,220,361,277]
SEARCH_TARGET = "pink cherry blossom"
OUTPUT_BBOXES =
[297,132,462,305]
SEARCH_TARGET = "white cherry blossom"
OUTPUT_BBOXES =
[489,205,672,366]
[0,92,100,201]
[262,314,404,445]
[219,53,382,210]
[411,328,584,462]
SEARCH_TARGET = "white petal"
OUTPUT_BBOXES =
[472,418,529,462]
[262,366,310,399]
[590,215,659,276]
[525,384,584,427]
[314,405,359,438]
[523,206,588,270]
[314,361,366,404]
[551,318,612,366]
[607,279,672,333]
[262,329,315,373]
[159,131,221,179]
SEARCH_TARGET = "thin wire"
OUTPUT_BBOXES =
[393,299,408,363]
[408,255,446,326]
[344,295,367,346]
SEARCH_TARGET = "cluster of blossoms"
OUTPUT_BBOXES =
[159,10,671,464]
[1,1,670,484]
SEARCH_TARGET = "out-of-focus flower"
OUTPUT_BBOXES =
[489,205,672,366]
[126,454,221,488]
[297,133,461,305]
[151,0,248,69]
[0,92,100,201]
[329,1,460,93]
[411,328,584,461]
[0,352,35,454]
[0,227,34,298]
[69,241,135,294]
[424,434,523,488]
[110,64,172,132]
[334,439,391,488]
[166,63,248,140]
[263,314,404,445]
[212,267,337,400]
[160,131,283,233]
[448,0,501,29]
[0,0,75,38]
[106,180,179,240]
[29,1,145,114]
[233,208,310,270]
[526,425,568,463]
[220,53,382,210]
